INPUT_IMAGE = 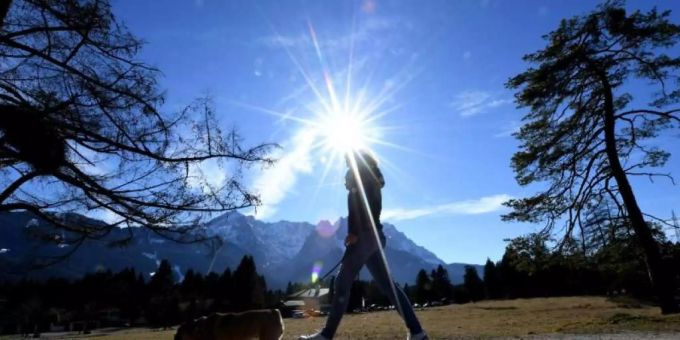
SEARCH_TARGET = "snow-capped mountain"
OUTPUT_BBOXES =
[0,211,477,289]
[382,223,445,266]
[268,217,447,287]
[206,212,314,268]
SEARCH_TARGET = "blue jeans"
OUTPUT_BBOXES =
[321,229,423,338]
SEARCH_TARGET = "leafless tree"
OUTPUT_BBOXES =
[0,0,275,261]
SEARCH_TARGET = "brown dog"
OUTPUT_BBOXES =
[175,309,284,340]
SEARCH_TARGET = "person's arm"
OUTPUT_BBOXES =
[347,192,359,237]
[368,167,384,228]
[369,183,382,227]
[346,170,359,245]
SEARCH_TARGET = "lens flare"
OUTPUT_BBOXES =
[316,219,337,238]
[311,260,323,283]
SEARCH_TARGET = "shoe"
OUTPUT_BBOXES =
[407,331,429,340]
[299,332,330,340]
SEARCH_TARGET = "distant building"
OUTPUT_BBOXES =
[280,287,331,316]
[276,300,304,318]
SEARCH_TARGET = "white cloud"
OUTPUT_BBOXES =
[451,90,511,117]
[187,158,227,192]
[382,194,512,222]
[251,130,316,219]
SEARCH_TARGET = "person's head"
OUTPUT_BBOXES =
[345,149,379,170]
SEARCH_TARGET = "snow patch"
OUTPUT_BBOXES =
[25,218,38,228]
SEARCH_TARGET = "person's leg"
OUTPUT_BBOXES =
[365,250,424,335]
[320,242,372,338]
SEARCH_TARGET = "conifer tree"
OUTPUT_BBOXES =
[414,269,432,304]
[463,266,485,302]
[483,259,502,299]
[504,0,680,313]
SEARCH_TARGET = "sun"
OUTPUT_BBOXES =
[317,107,371,154]
[233,19,413,172]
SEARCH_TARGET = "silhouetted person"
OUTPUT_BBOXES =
[299,150,428,340]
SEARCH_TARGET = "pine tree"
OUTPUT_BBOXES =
[483,259,502,299]
[149,259,175,294]
[463,266,485,302]
[431,265,454,302]
[146,259,179,327]
[232,255,265,311]
[286,281,294,296]
[217,268,233,310]
[504,0,680,313]
[181,269,197,298]
[414,269,432,304]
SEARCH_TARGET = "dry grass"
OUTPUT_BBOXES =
[38,296,680,339]
[281,296,680,339]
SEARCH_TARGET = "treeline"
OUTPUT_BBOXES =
[341,264,459,312]
[391,233,680,307]
[0,255,283,335]
[3,234,679,334]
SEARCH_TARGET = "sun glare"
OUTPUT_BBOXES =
[236,18,410,316]
[235,19,414,190]
[318,108,369,154]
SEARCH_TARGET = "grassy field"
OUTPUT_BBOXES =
[32,296,680,339]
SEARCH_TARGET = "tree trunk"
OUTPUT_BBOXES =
[598,68,679,314]
[0,0,11,29]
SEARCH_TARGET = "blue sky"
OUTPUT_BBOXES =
[112,0,680,264]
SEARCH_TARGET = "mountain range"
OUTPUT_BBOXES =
[0,211,483,289]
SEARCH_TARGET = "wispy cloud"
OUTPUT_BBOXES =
[451,90,511,117]
[251,130,316,219]
[186,158,227,191]
[382,194,512,222]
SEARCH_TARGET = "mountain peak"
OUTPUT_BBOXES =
[1,211,475,288]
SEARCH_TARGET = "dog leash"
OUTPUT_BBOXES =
[287,229,384,299]
[288,251,347,299]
